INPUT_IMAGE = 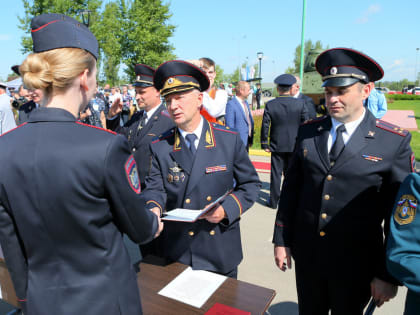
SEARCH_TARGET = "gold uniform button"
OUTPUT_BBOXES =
[209,230,216,236]
[326,175,333,181]
[188,231,194,236]
[320,231,326,237]
[324,194,330,201]
[321,213,327,219]
[185,198,191,204]
[207,196,212,201]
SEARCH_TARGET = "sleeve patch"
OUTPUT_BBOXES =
[125,155,141,194]
[411,153,416,172]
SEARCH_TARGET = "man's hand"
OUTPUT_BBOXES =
[370,277,398,307]
[150,207,164,238]
[274,246,292,271]
[200,204,226,224]
[264,148,271,153]
[107,97,122,118]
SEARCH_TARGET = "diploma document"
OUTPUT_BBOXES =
[162,189,232,222]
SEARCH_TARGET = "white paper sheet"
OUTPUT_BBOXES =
[158,267,227,308]
[162,189,232,222]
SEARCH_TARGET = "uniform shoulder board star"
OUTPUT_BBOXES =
[368,131,375,137]
[376,120,409,137]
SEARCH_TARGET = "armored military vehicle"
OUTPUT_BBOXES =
[298,48,325,106]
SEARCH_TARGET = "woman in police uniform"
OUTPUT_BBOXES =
[0,13,161,315]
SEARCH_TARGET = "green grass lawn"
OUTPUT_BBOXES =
[252,100,420,160]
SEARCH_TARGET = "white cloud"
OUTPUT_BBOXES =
[356,4,381,24]
[386,59,404,70]
[0,34,11,41]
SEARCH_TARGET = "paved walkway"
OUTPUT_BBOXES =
[237,154,406,314]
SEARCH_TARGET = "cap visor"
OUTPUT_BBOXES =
[133,82,153,87]
[322,77,360,87]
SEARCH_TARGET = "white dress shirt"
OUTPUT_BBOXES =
[202,89,228,117]
[328,108,366,152]
[179,117,204,150]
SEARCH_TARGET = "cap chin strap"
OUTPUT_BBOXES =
[322,73,368,83]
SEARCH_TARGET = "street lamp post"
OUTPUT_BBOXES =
[257,52,263,84]
[78,9,92,27]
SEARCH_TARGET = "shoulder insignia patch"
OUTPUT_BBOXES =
[152,128,175,144]
[376,119,409,136]
[212,123,238,134]
[394,194,417,225]
[125,155,141,194]
[302,115,328,125]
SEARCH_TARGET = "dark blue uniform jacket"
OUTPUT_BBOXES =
[107,104,174,189]
[273,110,413,284]
[0,107,158,315]
[261,96,308,152]
[142,119,261,274]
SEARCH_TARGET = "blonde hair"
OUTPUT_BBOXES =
[20,48,95,97]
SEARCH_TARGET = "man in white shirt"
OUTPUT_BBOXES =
[0,83,16,134]
[194,57,228,124]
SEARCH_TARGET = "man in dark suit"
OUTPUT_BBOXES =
[142,60,261,278]
[261,74,308,209]
[292,75,317,119]
[273,48,414,315]
[225,80,254,150]
[107,64,174,264]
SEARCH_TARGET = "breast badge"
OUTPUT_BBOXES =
[394,194,417,225]
[168,162,185,183]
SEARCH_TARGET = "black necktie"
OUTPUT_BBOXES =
[186,134,197,155]
[329,124,346,163]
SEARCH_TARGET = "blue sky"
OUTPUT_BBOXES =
[1,0,419,83]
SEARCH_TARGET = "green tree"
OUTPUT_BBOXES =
[96,1,123,86]
[214,65,231,86]
[285,40,327,74]
[18,0,176,85]
[122,0,176,81]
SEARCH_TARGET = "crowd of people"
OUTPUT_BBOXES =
[0,12,418,315]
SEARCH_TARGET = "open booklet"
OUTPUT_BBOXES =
[162,189,233,222]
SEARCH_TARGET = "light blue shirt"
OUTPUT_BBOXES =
[364,88,387,119]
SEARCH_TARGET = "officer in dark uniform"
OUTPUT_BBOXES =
[387,173,420,315]
[273,48,414,315]
[261,74,308,209]
[107,64,174,190]
[107,64,174,265]
[0,13,162,315]
[142,60,261,278]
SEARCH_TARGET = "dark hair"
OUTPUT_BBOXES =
[277,85,291,93]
